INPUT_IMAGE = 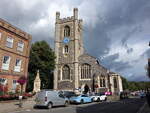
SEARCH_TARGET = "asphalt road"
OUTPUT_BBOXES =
[12,98,145,113]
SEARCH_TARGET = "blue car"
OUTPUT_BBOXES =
[69,94,92,104]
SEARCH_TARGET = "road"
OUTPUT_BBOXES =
[12,98,145,113]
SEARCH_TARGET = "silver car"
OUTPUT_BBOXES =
[34,90,69,108]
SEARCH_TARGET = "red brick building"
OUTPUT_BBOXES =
[0,18,32,92]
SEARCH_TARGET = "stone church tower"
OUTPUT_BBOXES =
[54,8,84,90]
[54,8,123,94]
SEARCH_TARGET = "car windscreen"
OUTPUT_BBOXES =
[63,91,76,97]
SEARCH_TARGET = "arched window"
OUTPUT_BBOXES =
[100,77,105,87]
[64,25,70,37]
[100,78,103,87]
[103,78,105,87]
[58,70,61,80]
[113,77,117,88]
[81,64,91,79]
[64,45,69,53]
[62,65,70,80]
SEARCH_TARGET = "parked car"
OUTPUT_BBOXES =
[139,92,146,98]
[69,94,92,104]
[90,92,107,102]
[105,91,112,96]
[60,91,76,98]
[34,90,69,109]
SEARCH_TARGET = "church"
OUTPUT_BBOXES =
[54,8,123,94]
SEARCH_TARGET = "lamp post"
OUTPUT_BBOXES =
[92,74,96,92]
[148,42,150,78]
[17,76,27,108]
[147,42,150,107]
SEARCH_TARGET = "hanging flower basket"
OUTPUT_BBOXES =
[17,76,27,85]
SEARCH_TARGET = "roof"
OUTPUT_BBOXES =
[0,18,32,40]
[79,53,107,70]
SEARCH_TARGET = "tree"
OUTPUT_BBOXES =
[26,41,55,92]
[121,76,129,90]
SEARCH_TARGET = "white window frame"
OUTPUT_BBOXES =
[14,59,22,72]
[17,41,24,52]
[2,56,11,70]
[63,45,69,54]
[0,78,7,85]
[12,80,17,90]
[6,37,14,48]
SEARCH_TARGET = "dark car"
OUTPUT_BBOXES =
[61,91,76,98]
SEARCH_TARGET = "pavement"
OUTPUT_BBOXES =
[0,97,35,113]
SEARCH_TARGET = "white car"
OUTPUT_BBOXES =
[90,93,107,102]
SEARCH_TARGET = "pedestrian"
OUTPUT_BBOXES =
[146,89,150,107]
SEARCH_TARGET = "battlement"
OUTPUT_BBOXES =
[60,16,74,22]
[0,18,31,40]
[56,8,82,24]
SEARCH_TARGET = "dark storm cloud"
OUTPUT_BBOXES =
[141,49,150,58]
[121,25,142,47]
[101,53,119,63]
[83,0,150,59]
[83,0,150,81]
[84,24,111,57]
[127,48,133,54]
[101,53,131,72]
[105,0,150,27]
[0,0,55,46]
[0,1,43,27]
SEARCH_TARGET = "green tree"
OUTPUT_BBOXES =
[121,76,129,90]
[26,41,55,92]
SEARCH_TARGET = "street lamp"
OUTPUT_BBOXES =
[92,74,96,92]
[148,42,150,78]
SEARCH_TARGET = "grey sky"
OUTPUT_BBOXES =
[0,0,149,81]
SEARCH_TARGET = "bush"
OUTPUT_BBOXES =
[0,92,34,101]
[0,84,8,94]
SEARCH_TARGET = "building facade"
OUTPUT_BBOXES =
[0,18,32,92]
[54,8,123,94]
[108,72,123,94]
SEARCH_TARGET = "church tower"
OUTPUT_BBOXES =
[54,8,84,90]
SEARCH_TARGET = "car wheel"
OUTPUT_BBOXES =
[81,99,84,104]
[47,102,53,109]
[104,97,107,101]
[91,98,94,102]
[64,101,69,107]
[97,98,101,102]
[33,105,37,109]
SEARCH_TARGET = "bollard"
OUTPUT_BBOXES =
[19,96,23,108]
